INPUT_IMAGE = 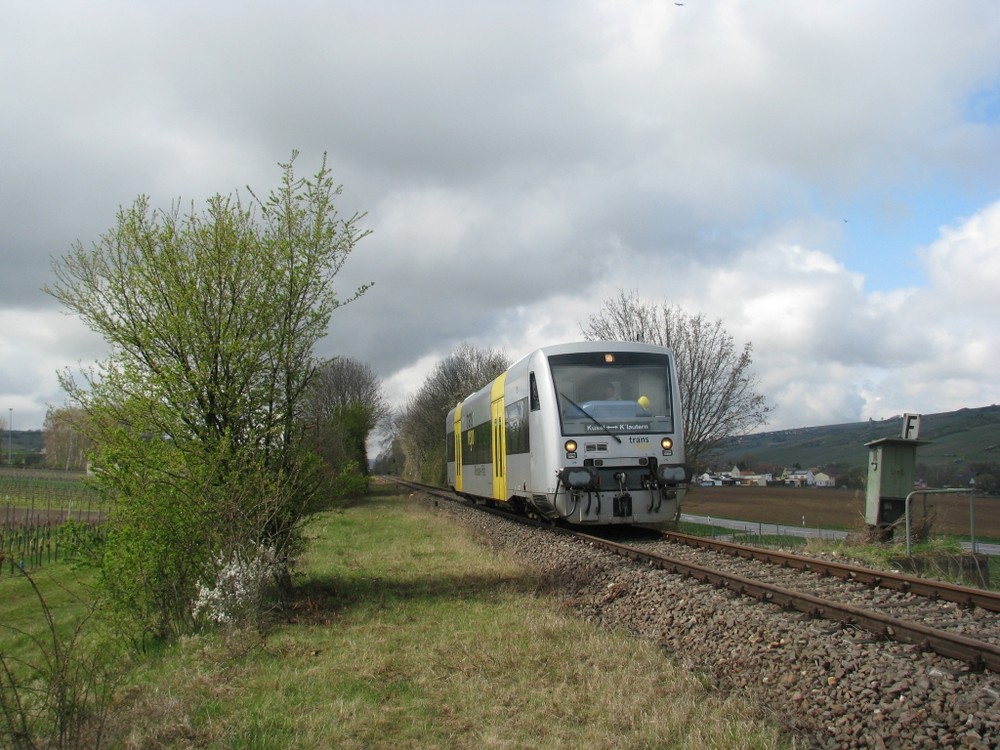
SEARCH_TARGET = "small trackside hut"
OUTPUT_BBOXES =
[446,341,691,525]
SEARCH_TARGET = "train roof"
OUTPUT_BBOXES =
[512,340,675,366]
[535,340,673,355]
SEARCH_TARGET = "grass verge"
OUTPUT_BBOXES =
[114,485,788,749]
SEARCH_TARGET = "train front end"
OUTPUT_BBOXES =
[533,344,690,525]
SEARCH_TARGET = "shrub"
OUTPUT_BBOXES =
[331,460,370,503]
[192,544,283,641]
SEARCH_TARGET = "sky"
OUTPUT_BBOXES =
[3,1,1000,445]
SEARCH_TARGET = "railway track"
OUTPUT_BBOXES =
[584,530,1000,673]
[388,477,1000,673]
[661,532,999,611]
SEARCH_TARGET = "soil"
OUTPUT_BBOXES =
[682,485,1000,538]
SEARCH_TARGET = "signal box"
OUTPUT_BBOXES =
[864,414,929,533]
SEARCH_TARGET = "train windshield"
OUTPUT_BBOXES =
[548,351,675,436]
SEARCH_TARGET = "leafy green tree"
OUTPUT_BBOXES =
[582,290,772,469]
[975,473,998,494]
[45,152,370,644]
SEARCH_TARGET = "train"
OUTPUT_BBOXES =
[446,341,691,524]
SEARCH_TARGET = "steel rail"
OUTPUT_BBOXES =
[574,530,1000,673]
[662,531,1000,612]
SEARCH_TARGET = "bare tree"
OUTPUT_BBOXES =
[397,344,510,483]
[303,357,389,473]
[372,413,406,476]
[582,290,772,468]
[43,406,93,471]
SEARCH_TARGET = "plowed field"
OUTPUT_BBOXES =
[682,485,1000,538]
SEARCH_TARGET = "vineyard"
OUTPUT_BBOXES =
[0,468,108,575]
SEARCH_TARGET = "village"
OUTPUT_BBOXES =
[698,466,836,488]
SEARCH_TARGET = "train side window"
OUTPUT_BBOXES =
[529,372,540,411]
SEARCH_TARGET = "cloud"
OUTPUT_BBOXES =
[0,310,106,429]
[3,1,1000,442]
[920,201,1000,310]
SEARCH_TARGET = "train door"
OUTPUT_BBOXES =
[527,367,549,495]
[491,374,507,501]
[453,403,463,492]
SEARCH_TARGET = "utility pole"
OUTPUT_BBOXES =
[7,408,11,466]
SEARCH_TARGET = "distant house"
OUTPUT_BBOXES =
[739,473,768,487]
[720,465,769,487]
[785,469,815,487]
[698,472,719,486]
[813,471,835,488]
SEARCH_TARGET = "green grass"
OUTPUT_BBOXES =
[110,485,787,749]
[3,485,790,748]
[802,535,998,590]
[0,556,119,748]
[0,560,100,662]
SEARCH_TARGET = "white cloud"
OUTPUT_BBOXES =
[920,201,1000,310]
[0,310,107,429]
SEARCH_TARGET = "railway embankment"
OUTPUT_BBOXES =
[418,488,1000,749]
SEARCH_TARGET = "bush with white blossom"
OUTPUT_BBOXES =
[193,544,283,633]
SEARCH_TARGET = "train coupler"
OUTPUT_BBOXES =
[613,492,632,518]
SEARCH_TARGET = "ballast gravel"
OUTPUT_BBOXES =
[419,495,1000,750]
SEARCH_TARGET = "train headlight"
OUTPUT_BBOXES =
[564,439,578,454]
[660,437,673,451]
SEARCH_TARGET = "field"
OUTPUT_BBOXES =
[682,484,1000,539]
[1,468,105,575]
[0,469,101,513]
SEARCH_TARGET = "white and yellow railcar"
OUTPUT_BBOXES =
[446,341,690,525]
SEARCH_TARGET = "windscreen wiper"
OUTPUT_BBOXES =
[558,392,622,443]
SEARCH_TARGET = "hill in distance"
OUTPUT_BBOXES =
[716,404,1000,472]
[2,429,44,455]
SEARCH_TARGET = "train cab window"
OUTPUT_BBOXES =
[529,372,540,411]
[548,351,675,436]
